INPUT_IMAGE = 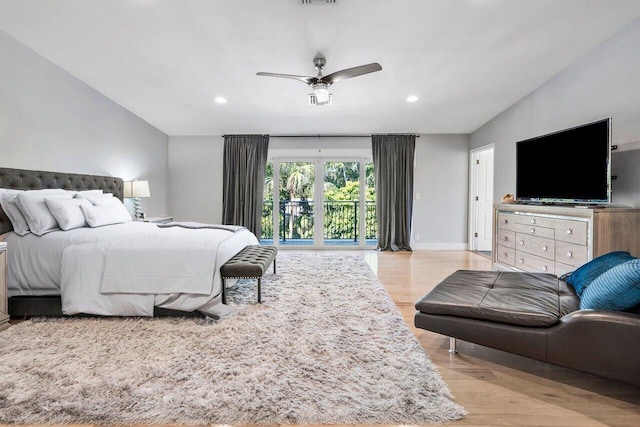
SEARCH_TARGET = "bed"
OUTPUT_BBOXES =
[0,167,259,318]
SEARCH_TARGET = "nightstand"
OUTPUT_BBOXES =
[142,216,173,224]
[0,242,9,331]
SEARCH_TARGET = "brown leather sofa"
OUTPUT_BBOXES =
[414,270,640,387]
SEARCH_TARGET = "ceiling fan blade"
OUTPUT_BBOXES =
[321,63,382,84]
[256,72,318,85]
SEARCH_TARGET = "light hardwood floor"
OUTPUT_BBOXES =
[8,250,640,427]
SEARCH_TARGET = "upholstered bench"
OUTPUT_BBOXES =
[220,245,278,304]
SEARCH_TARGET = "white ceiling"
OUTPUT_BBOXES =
[1,0,640,136]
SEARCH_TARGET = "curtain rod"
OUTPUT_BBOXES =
[223,134,420,138]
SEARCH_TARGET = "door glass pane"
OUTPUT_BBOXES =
[323,162,360,245]
[278,162,314,245]
[365,162,377,246]
[260,162,274,244]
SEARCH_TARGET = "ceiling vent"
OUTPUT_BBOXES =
[298,0,338,5]
[308,94,333,105]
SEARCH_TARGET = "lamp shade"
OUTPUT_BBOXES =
[123,180,150,198]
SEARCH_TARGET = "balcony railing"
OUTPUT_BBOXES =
[261,200,376,243]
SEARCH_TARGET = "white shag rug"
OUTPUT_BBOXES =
[0,252,465,425]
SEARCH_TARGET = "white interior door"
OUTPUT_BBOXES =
[471,146,494,251]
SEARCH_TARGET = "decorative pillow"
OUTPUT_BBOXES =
[564,251,635,296]
[15,192,74,235]
[0,191,31,235]
[80,199,132,227]
[580,259,640,311]
[45,197,93,231]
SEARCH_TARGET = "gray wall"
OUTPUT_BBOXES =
[168,135,224,223]
[471,19,640,207]
[0,30,169,216]
[413,135,469,249]
[611,149,640,208]
[168,134,470,247]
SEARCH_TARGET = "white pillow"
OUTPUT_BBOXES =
[0,190,31,235]
[80,199,132,227]
[73,189,104,197]
[25,189,68,194]
[76,193,115,205]
[0,188,22,194]
[15,192,74,235]
[45,197,93,231]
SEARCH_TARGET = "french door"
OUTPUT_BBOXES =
[261,158,376,248]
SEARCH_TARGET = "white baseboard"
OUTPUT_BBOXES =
[411,242,469,251]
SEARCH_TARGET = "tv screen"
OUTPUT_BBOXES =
[516,118,611,205]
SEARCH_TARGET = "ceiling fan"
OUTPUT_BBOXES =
[256,54,382,105]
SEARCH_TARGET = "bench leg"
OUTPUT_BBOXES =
[221,279,227,304]
[257,278,262,304]
[449,337,457,354]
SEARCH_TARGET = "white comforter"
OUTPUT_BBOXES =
[6,222,259,317]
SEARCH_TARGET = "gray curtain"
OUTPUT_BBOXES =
[372,134,415,251]
[222,135,269,237]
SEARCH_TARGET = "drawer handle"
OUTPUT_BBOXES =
[503,236,509,241]
[530,219,536,224]
[542,265,548,271]
[530,228,536,233]
[519,258,525,264]
[566,251,573,258]
[503,219,509,224]
[519,240,525,245]
[566,229,573,235]
[503,252,509,258]
[542,245,548,252]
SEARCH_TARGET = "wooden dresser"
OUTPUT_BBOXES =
[0,242,8,331]
[493,203,640,275]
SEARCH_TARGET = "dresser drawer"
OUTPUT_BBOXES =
[496,246,516,266]
[554,218,588,245]
[515,251,554,274]
[515,223,555,239]
[515,214,557,229]
[555,240,588,267]
[515,233,555,260]
[497,212,517,231]
[496,230,516,249]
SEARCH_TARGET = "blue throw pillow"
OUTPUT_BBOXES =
[565,251,634,296]
[580,259,640,311]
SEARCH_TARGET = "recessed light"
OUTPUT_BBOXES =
[214,97,227,104]
[406,95,419,103]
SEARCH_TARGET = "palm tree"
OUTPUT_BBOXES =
[278,162,315,239]
[284,163,314,200]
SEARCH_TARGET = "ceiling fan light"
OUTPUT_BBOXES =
[309,94,332,105]
[312,82,330,103]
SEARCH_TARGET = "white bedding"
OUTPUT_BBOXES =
[6,222,259,317]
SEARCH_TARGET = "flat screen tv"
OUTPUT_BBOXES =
[516,118,611,205]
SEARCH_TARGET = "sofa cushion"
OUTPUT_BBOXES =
[564,251,635,296]
[415,270,579,327]
[580,259,640,311]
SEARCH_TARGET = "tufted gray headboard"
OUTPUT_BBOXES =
[0,167,124,235]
